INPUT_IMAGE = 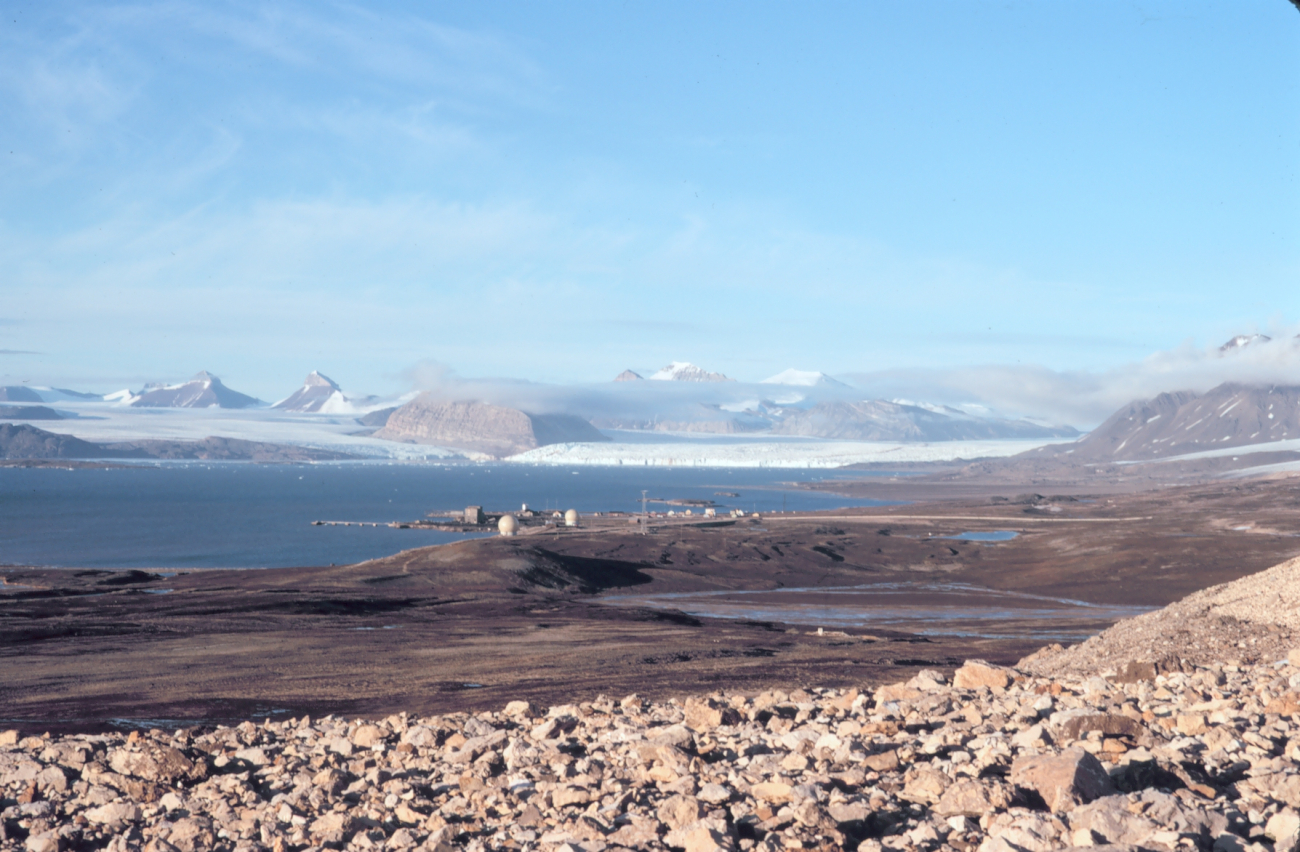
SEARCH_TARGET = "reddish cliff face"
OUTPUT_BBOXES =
[374,395,607,457]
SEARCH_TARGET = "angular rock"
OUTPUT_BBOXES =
[108,745,203,784]
[934,779,1013,816]
[1011,747,1116,813]
[750,781,794,804]
[84,802,142,825]
[953,660,1013,690]
[683,697,740,731]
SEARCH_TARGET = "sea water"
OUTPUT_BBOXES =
[0,462,890,569]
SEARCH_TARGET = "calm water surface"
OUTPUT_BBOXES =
[0,462,890,569]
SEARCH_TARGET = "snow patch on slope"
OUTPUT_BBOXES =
[761,369,847,387]
[649,362,731,382]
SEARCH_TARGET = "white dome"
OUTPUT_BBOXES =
[563,509,579,527]
[498,514,518,536]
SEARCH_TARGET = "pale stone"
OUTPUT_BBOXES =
[781,752,810,772]
[85,802,143,825]
[351,724,384,747]
[863,748,899,772]
[552,785,592,808]
[400,725,437,747]
[934,779,1012,816]
[874,682,923,703]
[1266,810,1300,842]
[310,811,358,837]
[233,746,269,765]
[682,824,735,852]
[751,781,794,804]
[900,767,950,804]
[683,697,739,731]
[658,794,703,830]
[952,661,1013,690]
[108,745,199,784]
[24,830,62,852]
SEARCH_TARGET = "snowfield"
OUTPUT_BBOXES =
[22,404,463,460]
[17,397,1073,466]
[508,437,1072,468]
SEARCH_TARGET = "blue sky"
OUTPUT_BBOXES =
[1,1,1297,400]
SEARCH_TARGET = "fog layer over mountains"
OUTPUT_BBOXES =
[395,362,1075,441]
[6,333,1300,463]
[842,331,1300,428]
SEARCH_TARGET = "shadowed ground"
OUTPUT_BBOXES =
[3,474,1300,733]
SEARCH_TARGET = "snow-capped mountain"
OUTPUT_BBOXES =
[648,362,732,382]
[273,372,350,413]
[760,369,848,388]
[613,370,644,382]
[1220,334,1272,353]
[129,372,261,409]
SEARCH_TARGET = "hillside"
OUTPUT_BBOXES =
[1049,382,1300,462]
[0,386,43,402]
[0,405,63,421]
[0,423,355,461]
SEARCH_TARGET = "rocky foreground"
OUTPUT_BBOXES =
[12,555,1300,852]
[6,653,1300,852]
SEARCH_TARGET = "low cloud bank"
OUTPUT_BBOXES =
[405,360,845,426]
[843,333,1300,429]
[402,333,1300,433]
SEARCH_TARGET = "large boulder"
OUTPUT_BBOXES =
[1011,748,1116,813]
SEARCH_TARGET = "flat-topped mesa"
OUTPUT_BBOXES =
[373,396,608,458]
[273,371,346,413]
[130,371,261,409]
